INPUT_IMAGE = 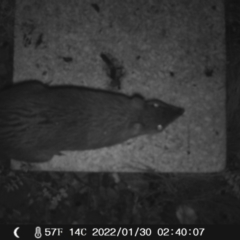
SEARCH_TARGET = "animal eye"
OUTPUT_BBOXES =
[148,101,159,108]
[153,102,159,108]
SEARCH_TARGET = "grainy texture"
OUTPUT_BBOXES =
[12,0,225,172]
[1,0,240,226]
[0,81,183,162]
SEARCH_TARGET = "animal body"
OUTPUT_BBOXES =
[0,81,184,162]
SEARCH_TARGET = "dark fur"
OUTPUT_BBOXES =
[0,81,184,162]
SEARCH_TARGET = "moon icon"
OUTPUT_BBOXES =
[14,227,20,238]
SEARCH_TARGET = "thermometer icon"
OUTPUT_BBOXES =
[34,226,42,239]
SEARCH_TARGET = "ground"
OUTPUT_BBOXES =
[0,0,240,224]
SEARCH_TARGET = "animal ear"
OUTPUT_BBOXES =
[131,123,143,135]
